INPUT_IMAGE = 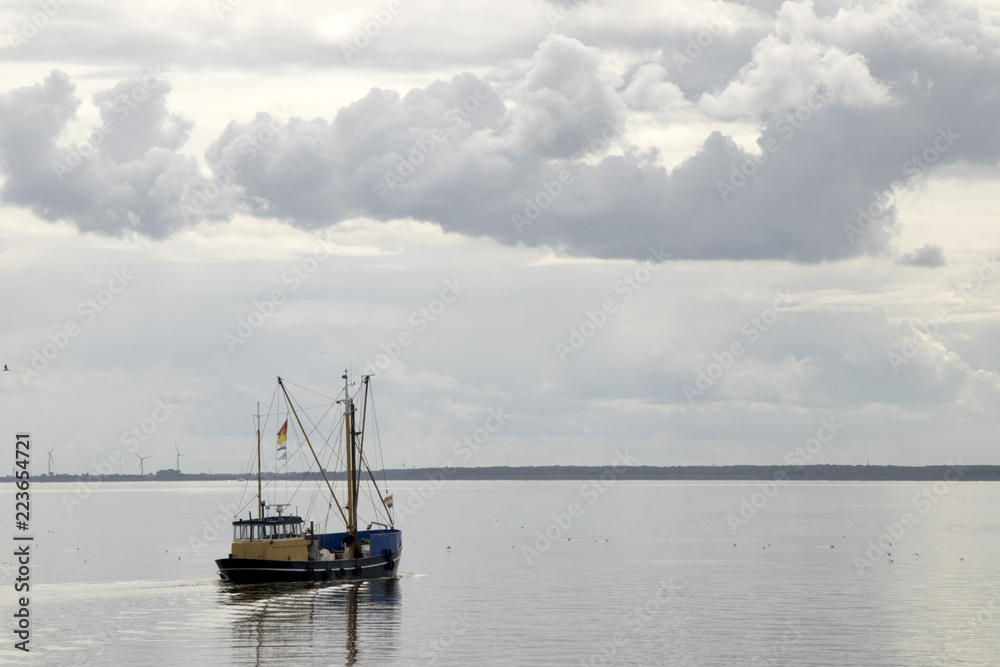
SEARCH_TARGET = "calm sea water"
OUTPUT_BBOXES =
[2,479,999,666]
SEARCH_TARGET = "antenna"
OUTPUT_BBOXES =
[48,447,55,475]
[136,453,151,475]
[175,442,182,472]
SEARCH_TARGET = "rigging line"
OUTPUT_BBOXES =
[236,391,270,518]
[315,407,348,477]
[303,411,349,505]
[235,425,255,517]
[295,414,338,523]
[369,386,392,521]
[281,379,341,402]
[280,378,349,527]
[358,459,388,525]
[258,383,282,508]
[358,474,380,524]
[291,396,346,474]
[254,400,345,417]
[359,452,390,525]
[285,418,325,520]
[278,416,317,512]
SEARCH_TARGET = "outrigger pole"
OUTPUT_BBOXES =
[256,402,262,520]
[277,376,349,528]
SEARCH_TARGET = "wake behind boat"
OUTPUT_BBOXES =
[216,372,401,583]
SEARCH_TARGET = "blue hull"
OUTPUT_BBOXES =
[216,545,402,584]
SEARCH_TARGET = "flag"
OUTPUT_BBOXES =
[383,494,393,508]
[277,419,288,459]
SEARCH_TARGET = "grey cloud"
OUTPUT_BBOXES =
[203,20,995,263]
[3,7,1000,263]
[0,69,226,239]
[898,243,945,267]
[92,72,193,162]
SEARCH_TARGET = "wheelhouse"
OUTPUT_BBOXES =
[232,516,305,542]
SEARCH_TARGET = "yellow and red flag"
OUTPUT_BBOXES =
[277,419,288,446]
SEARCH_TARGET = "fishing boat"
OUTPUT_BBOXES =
[216,372,402,583]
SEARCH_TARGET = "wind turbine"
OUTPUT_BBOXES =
[174,442,182,472]
[136,453,150,475]
[48,447,55,475]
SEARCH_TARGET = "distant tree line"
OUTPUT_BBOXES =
[11,464,1000,483]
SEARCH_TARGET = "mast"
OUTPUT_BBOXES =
[256,402,262,520]
[344,370,358,549]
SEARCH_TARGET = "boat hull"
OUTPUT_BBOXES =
[215,546,402,584]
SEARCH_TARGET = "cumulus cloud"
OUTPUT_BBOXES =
[697,34,897,118]
[2,4,999,263]
[0,69,229,238]
[898,243,945,267]
[622,63,690,112]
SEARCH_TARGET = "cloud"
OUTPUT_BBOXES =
[697,34,897,119]
[898,243,945,267]
[2,4,999,265]
[622,63,690,112]
[0,69,230,239]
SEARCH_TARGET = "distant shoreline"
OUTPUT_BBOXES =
[10,463,998,483]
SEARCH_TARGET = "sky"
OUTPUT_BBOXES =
[1,0,1000,474]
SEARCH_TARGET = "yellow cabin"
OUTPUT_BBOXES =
[229,515,309,562]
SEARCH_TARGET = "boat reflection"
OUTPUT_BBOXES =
[218,578,401,666]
